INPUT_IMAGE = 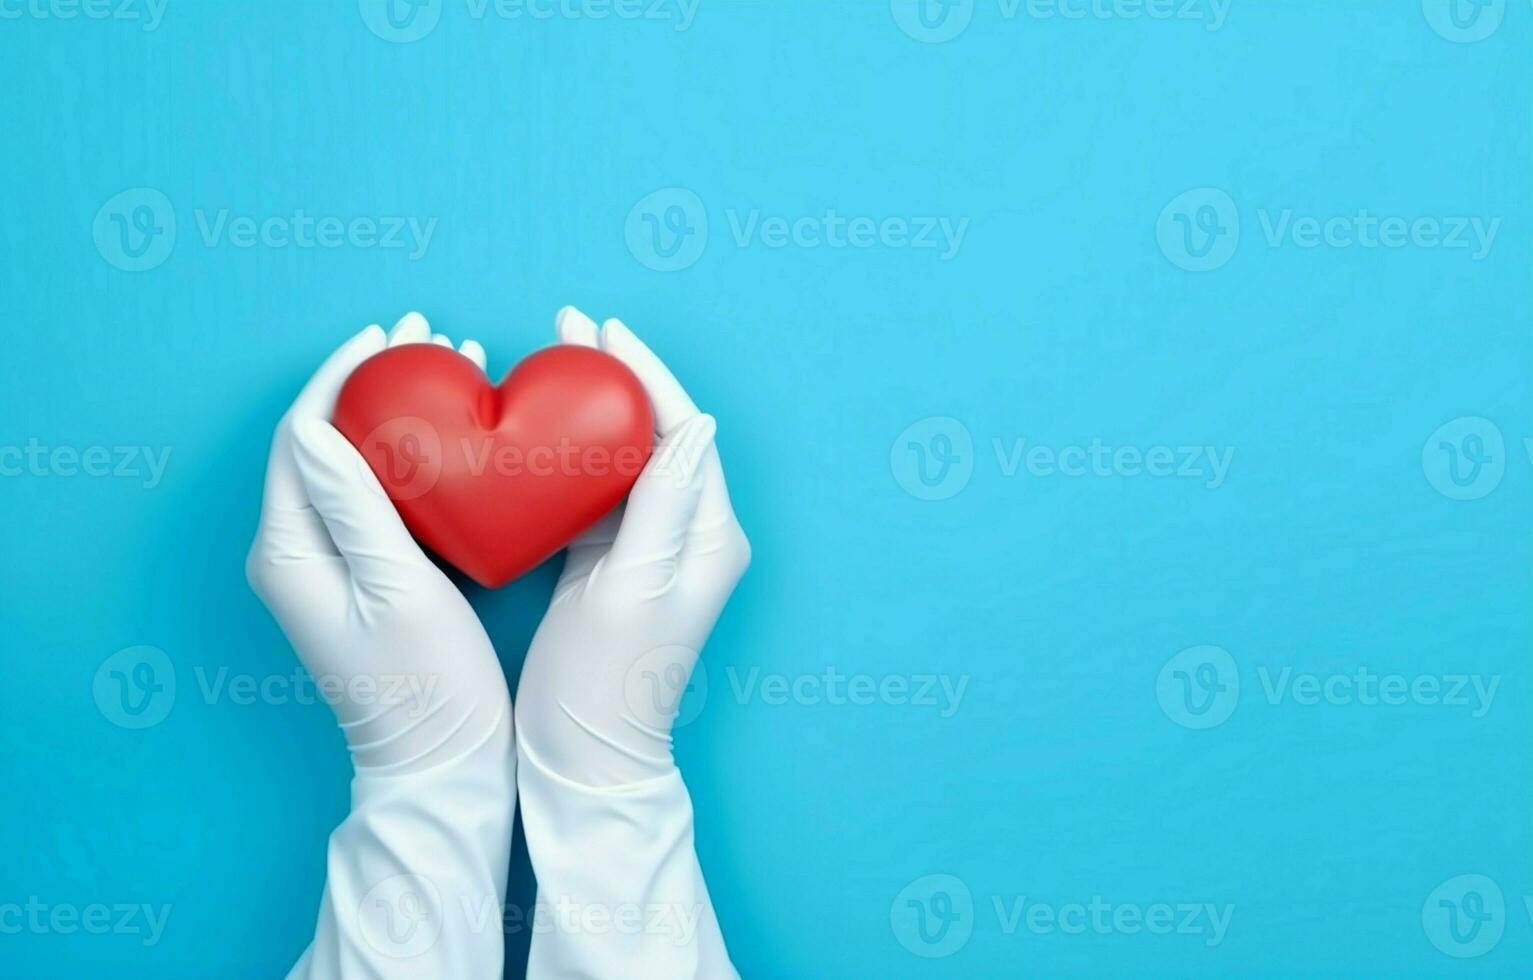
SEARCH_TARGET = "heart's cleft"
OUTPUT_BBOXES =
[474,385,502,430]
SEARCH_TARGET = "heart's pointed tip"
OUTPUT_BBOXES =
[472,570,514,589]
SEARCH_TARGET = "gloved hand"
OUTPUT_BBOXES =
[514,307,751,979]
[247,313,516,980]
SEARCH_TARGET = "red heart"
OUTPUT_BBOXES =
[332,343,654,588]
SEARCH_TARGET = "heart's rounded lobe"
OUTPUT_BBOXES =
[333,343,654,588]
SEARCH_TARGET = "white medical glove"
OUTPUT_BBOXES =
[246,313,515,980]
[514,307,751,979]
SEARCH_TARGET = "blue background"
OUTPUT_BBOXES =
[1,0,1529,976]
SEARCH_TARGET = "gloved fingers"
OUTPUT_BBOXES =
[437,333,489,372]
[458,339,487,372]
[570,504,623,552]
[600,318,700,437]
[682,445,750,574]
[291,417,434,591]
[257,324,387,522]
[607,414,716,576]
[389,310,485,368]
[556,305,601,348]
[557,505,624,590]
[680,534,752,619]
[590,499,625,533]
[598,318,746,544]
[245,542,352,637]
[248,325,387,608]
[285,324,388,429]
[387,311,431,347]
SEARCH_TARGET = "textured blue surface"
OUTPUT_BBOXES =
[1,1,1529,976]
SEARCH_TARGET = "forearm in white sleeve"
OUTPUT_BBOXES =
[516,734,736,979]
[288,711,517,980]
